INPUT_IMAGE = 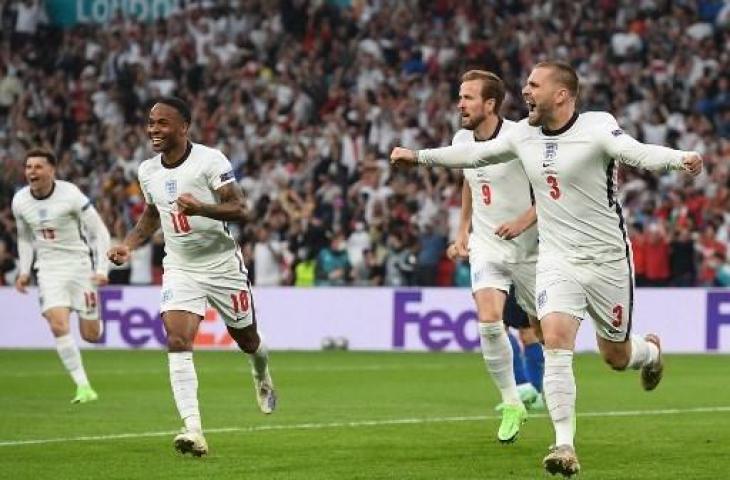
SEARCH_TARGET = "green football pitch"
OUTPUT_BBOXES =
[1,350,729,479]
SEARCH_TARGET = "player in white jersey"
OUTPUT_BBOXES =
[444,70,543,443]
[107,97,276,457]
[391,61,703,477]
[11,147,110,404]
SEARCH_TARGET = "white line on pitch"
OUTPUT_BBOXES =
[0,364,451,378]
[1,406,729,448]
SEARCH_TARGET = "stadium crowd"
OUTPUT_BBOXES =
[0,0,728,287]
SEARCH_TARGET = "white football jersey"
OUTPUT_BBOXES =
[11,180,107,274]
[421,112,687,263]
[138,142,245,273]
[453,119,538,263]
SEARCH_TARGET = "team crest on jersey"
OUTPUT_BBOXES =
[161,289,173,303]
[38,208,47,220]
[544,142,558,160]
[537,289,547,309]
[164,179,177,199]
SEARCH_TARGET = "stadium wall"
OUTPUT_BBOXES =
[2,287,729,353]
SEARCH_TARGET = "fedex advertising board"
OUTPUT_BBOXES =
[1,287,728,353]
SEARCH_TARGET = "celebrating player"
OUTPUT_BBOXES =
[446,70,544,443]
[390,61,703,477]
[12,147,110,404]
[107,97,276,457]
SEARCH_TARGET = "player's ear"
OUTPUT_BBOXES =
[484,97,496,113]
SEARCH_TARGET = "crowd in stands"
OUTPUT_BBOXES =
[0,0,728,287]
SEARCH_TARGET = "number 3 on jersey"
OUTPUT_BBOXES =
[546,175,561,199]
[170,212,191,233]
[481,183,492,205]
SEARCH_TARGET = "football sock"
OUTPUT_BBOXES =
[55,333,90,387]
[524,341,545,392]
[248,340,270,382]
[544,349,576,447]
[627,335,659,369]
[479,322,521,405]
[507,331,529,385]
[169,351,202,433]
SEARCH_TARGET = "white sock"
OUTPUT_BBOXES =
[544,349,576,447]
[479,322,520,405]
[627,335,659,370]
[55,333,89,387]
[248,340,270,382]
[168,351,202,433]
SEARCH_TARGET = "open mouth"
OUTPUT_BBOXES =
[151,137,165,148]
[526,100,537,113]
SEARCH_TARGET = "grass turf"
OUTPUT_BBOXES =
[1,350,728,479]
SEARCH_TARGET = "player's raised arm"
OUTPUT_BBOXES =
[80,205,111,280]
[108,203,160,265]
[390,134,517,169]
[599,116,703,176]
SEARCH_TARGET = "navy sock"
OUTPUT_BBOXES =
[507,331,528,385]
[524,342,545,392]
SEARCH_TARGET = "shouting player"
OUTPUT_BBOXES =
[12,147,110,404]
[390,61,702,477]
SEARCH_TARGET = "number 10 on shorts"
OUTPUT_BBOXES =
[231,290,250,313]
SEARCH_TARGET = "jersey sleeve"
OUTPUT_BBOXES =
[206,150,236,191]
[69,184,93,213]
[597,114,686,171]
[137,163,153,204]
[418,131,518,169]
[11,196,34,276]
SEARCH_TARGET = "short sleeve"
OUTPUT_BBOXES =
[207,150,235,191]
[69,184,92,212]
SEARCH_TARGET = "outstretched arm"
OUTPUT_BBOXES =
[176,182,246,222]
[391,134,518,169]
[600,122,702,175]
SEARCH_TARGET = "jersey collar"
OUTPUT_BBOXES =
[162,141,193,169]
[474,117,503,142]
[30,181,56,200]
[541,111,579,136]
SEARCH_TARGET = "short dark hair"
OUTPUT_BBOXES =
[461,70,506,112]
[534,61,580,98]
[154,96,192,124]
[25,147,57,166]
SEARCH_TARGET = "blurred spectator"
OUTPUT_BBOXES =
[0,1,727,287]
[315,231,350,286]
[644,223,671,287]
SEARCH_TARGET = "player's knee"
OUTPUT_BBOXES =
[602,353,629,371]
[167,334,193,352]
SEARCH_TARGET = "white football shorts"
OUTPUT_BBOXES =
[536,255,633,342]
[37,268,100,321]
[160,261,255,329]
[469,243,537,317]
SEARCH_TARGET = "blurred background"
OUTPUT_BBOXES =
[0,0,728,291]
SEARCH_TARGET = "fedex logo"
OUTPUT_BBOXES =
[706,291,730,351]
[392,291,479,351]
[98,289,234,348]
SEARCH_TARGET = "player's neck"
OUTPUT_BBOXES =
[161,141,192,168]
[474,115,502,142]
[30,180,55,200]
[543,106,577,133]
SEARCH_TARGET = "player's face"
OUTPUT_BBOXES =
[24,156,55,192]
[457,80,493,130]
[522,67,556,126]
[147,103,188,153]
